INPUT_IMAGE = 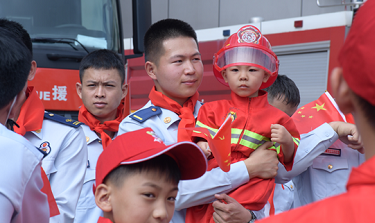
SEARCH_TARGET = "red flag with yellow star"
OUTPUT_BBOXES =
[292,92,345,134]
[208,114,232,172]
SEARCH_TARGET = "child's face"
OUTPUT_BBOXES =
[222,65,270,98]
[109,171,178,223]
[147,36,203,105]
[76,68,127,123]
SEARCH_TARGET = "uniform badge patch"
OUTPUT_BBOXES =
[146,131,163,143]
[39,142,51,156]
[238,26,261,44]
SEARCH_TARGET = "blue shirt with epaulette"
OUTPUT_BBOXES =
[44,111,83,128]
[129,106,161,123]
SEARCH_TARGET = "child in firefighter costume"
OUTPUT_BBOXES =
[185,25,300,223]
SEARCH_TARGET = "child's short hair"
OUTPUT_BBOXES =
[79,49,125,84]
[144,18,198,64]
[264,74,300,108]
[213,25,279,89]
[95,128,207,191]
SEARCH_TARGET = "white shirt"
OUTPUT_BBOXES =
[25,116,88,223]
[74,125,118,223]
[273,123,365,211]
[0,124,49,223]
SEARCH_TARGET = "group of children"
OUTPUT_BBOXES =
[1,0,375,222]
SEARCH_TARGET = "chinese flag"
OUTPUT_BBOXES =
[189,114,232,172]
[292,92,345,134]
[208,114,232,172]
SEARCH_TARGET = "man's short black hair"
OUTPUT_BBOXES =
[104,154,181,188]
[264,74,300,108]
[0,28,32,109]
[0,18,32,56]
[144,18,198,64]
[79,49,125,84]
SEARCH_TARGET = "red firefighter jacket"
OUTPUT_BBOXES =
[186,90,300,223]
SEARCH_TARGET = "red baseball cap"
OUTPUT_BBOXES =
[213,25,279,89]
[338,0,375,106]
[94,128,208,191]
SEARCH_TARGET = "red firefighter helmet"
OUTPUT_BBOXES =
[213,25,279,89]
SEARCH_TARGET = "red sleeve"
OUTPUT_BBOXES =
[192,102,220,143]
[277,116,300,171]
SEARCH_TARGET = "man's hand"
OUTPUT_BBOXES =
[212,194,252,223]
[329,121,364,153]
[243,141,278,179]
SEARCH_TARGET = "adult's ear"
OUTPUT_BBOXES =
[27,60,37,81]
[121,83,129,99]
[145,61,157,80]
[330,67,354,114]
[95,184,112,212]
[76,82,83,99]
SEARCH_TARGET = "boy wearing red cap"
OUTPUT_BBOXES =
[186,25,300,223]
[258,0,375,222]
[94,128,208,223]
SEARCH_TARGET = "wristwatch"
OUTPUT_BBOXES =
[248,210,257,223]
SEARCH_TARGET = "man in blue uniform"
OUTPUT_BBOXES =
[118,18,279,223]
[74,49,128,223]
[1,19,88,223]
[0,27,49,223]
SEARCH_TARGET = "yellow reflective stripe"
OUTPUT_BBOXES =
[195,121,218,138]
[293,137,300,146]
[273,143,281,154]
[243,130,266,141]
[231,128,242,135]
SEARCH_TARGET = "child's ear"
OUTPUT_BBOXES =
[145,61,157,80]
[263,72,271,83]
[222,70,228,83]
[95,184,112,213]
[330,67,354,114]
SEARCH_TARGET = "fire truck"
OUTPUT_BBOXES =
[1,0,150,118]
[2,0,360,115]
[126,9,356,111]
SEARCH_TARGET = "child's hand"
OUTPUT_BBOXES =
[271,124,295,163]
[197,141,211,158]
[271,124,293,146]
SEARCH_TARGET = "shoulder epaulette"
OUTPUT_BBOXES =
[129,106,161,123]
[44,112,83,128]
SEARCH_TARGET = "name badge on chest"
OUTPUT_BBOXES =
[322,148,341,157]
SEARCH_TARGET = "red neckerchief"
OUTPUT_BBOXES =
[97,217,113,223]
[149,87,198,142]
[78,103,125,149]
[13,86,59,217]
[13,86,44,135]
